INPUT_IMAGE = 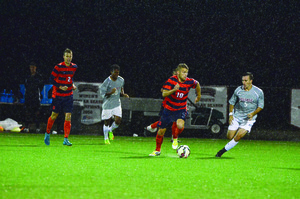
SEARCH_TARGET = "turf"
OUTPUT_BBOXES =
[0,132,299,199]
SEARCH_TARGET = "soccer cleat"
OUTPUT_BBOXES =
[146,125,157,133]
[109,131,114,140]
[23,128,29,133]
[215,148,227,157]
[172,138,178,149]
[36,128,41,133]
[170,135,181,143]
[104,139,110,145]
[63,138,72,146]
[44,133,50,145]
[149,151,161,156]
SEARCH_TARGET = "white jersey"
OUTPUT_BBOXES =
[100,76,125,110]
[229,85,264,122]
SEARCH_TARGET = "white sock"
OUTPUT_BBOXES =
[103,125,109,140]
[225,139,238,151]
[111,121,119,131]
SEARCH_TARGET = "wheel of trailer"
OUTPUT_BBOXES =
[209,120,224,136]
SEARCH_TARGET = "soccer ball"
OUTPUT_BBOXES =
[177,145,190,158]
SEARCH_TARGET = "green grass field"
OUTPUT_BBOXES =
[0,132,299,199]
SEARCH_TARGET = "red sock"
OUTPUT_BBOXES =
[64,121,71,138]
[171,122,176,137]
[173,126,184,139]
[155,134,164,151]
[151,121,159,129]
[46,117,55,134]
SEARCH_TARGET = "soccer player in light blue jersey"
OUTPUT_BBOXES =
[100,64,129,144]
[216,72,264,157]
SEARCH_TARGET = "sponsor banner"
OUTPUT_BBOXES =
[73,82,103,125]
[188,86,227,124]
[291,89,300,128]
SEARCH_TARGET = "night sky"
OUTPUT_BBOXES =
[1,1,299,98]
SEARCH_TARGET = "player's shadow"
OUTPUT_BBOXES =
[120,156,166,159]
[271,167,300,171]
[0,145,40,147]
[197,156,235,160]
[76,143,103,146]
[192,153,235,159]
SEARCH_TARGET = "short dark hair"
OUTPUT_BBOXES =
[64,48,72,55]
[110,64,120,72]
[243,72,254,80]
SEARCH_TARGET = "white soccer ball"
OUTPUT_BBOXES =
[177,145,190,158]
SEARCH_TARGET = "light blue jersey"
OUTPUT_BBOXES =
[100,76,125,109]
[229,85,264,122]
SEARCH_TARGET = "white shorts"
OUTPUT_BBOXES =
[101,106,122,120]
[228,117,256,133]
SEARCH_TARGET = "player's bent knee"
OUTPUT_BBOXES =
[177,124,184,130]
[176,120,185,129]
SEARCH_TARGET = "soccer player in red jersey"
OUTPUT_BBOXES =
[145,69,180,139]
[44,48,77,146]
[149,63,201,156]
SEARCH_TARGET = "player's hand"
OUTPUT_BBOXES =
[229,115,233,124]
[174,83,180,91]
[72,85,77,90]
[247,112,254,120]
[111,88,117,94]
[59,86,68,91]
[123,94,129,98]
[195,96,201,103]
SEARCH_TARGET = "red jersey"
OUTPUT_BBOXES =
[50,62,77,98]
[163,75,198,111]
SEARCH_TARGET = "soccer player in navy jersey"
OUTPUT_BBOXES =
[44,48,77,146]
[149,63,201,156]
[23,62,44,133]
[215,72,264,157]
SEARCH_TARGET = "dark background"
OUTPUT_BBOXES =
[0,1,299,135]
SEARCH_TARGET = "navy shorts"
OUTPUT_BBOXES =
[157,109,188,129]
[158,104,164,116]
[51,96,74,113]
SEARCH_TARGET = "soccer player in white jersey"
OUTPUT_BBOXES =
[100,64,129,144]
[216,72,264,157]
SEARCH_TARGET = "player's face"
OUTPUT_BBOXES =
[178,68,188,82]
[242,75,252,90]
[63,52,73,66]
[111,69,120,79]
[29,65,36,75]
